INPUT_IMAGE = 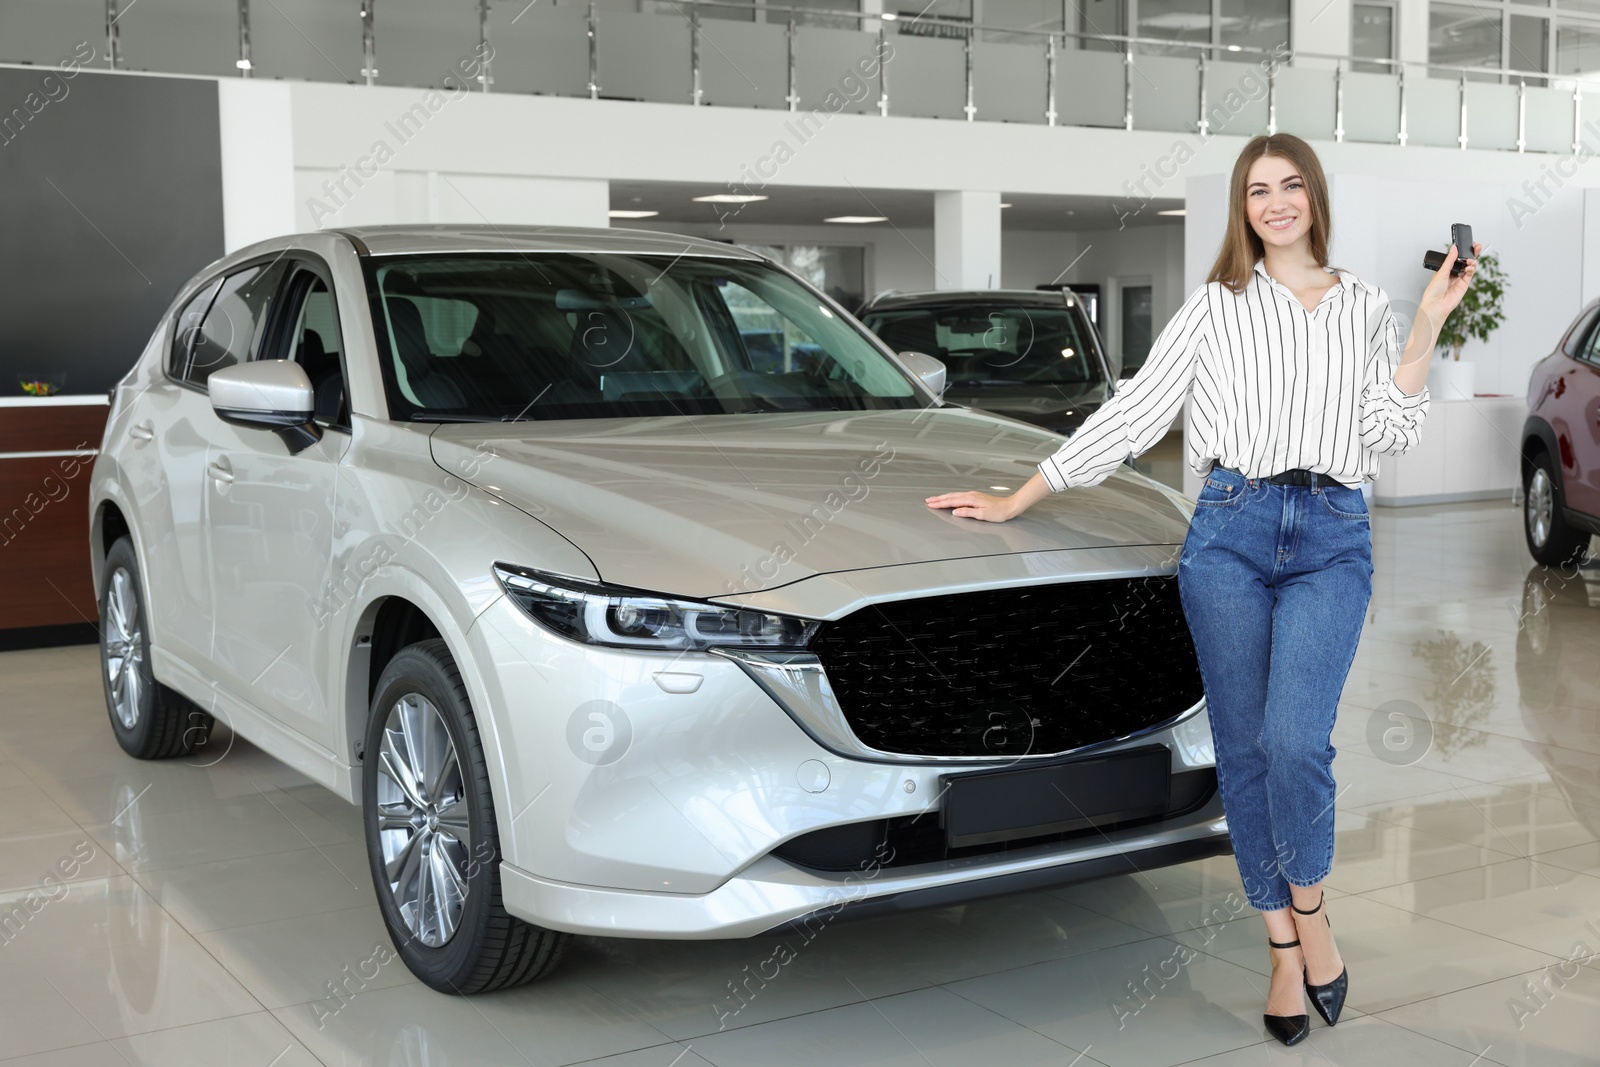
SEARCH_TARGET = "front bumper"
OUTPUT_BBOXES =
[468,587,1224,938]
[499,795,1229,939]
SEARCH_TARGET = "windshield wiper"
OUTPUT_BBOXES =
[410,413,534,423]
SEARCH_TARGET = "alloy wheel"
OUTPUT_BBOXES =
[104,567,144,730]
[1527,468,1554,549]
[375,693,473,948]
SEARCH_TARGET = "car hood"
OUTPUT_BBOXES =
[430,407,1191,601]
[944,381,1109,434]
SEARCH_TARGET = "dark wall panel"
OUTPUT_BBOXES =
[0,67,225,396]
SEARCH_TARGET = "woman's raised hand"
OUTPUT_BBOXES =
[925,490,1018,522]
[1422,240,1482,321]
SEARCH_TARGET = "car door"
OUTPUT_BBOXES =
[127,275,222,671]
[204,260,347,750]
[139,259,299,672]
[1566,327,1600,519]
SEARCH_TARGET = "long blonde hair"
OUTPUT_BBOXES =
[1206,134,1333,294]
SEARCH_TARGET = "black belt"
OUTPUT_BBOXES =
[1220,466,1345,489]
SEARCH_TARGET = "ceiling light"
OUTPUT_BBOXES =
[824,215,887,224]
[609,209,660,219]
[694,194,768,203]
[881,12,898,19]
[999,202,1013,208]
[1158,208,1186,216]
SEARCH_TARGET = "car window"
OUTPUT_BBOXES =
[364,253,923,421]
[168,277,223,379]
[1563,306,1600,360]
[861,304,1103,387]
[712,280,828,377]
[1579,311,1600,366]
[181,260,290,388]
[277,270,350,429]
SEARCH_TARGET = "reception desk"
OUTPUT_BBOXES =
[0,396,109,647]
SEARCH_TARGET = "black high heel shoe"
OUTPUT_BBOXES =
[1264,938,1311,1046]
[1293,892,1349,1027]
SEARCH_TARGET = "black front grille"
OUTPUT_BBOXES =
[807,576,1203,758]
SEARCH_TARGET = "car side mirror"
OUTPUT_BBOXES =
[896,350,946,401]
[209,360,323,455]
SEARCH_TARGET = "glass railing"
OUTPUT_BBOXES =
[5,0,1599,153]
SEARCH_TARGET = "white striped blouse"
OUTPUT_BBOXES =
[1038,258,1429,492]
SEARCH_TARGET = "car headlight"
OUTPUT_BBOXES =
[492,564,821,651]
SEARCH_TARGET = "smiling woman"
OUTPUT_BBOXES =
[927,132,1484,1048]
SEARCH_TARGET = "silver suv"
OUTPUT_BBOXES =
[89,225,1226,993]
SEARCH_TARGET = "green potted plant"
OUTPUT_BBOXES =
[1431,250,1507,399]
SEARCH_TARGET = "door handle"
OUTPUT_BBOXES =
[129,421,154,444]
[206,459,234,485]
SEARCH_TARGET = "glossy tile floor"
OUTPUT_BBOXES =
[3,498,1600,1066]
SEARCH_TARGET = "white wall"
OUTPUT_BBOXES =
[1053,223,1186,368]
[277,82,1600,209]
[1003,229,1083,291]
[218,80,296,252]
[1334,173,1583,396]
[293,169,609,231]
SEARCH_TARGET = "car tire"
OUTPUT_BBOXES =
[99,536,214,759]
[363,638,569,994]
[1524,452,1591,567]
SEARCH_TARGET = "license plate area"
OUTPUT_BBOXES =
[941,744,1172,848]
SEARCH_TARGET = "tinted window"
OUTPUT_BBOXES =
[181,260,288,387]
[861,304,1104,387]
[363,253,924,421]
[284,274,349,427]
[168,277,222,379]
[1565,306,1600,359]
[1120,286,1154,373]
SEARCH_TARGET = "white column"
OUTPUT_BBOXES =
[861,0,883,36]
[425,174,610,228]
[933,190,1002,290]
[1180,171,1228,500]
[218,80,296,252]
[1290,0,1350,70]
[1583,187,1600,309]
[1397,1,1429,68]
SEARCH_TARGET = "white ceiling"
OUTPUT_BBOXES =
[607,180,1184,231]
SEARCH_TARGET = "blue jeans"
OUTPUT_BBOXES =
[1176,466,1373,912]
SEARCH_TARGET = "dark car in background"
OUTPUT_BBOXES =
[1523,301,1600,565]
[857,288,1112,436]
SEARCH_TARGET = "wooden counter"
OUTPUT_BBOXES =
[0,396,108,647]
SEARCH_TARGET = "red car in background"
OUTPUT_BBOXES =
[1523,303,1600,565]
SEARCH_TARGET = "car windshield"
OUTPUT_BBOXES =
[861,304,1102,387]
[362,253,925,421]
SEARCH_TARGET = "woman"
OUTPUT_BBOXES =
[925,133,1479,1046]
